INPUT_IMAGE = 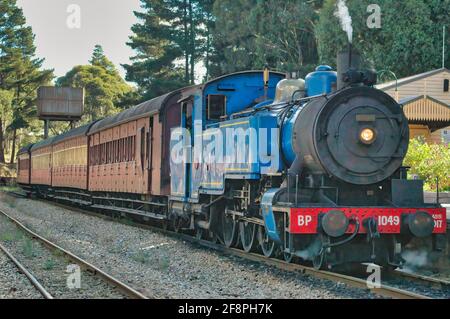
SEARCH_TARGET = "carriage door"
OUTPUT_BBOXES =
[182,101,193,198]
[147,117,153,192]
[170,100,193,198]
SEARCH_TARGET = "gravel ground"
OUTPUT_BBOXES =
[0,249,43,299]
[0,193,379,299]
[0,212,127,299]
[382,274,450,299]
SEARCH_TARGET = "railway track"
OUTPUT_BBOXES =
[2,190,446,299]
[0,207,148,299]
[0,241,53,299]
[393,269,450,291]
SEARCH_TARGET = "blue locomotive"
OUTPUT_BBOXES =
[167,54,446,269]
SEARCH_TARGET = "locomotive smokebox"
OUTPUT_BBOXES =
[285,86,410,185]
[337,49,361,90]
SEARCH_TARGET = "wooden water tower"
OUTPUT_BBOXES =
[37,87,84,138]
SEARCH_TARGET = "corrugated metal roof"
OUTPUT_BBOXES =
[376,68,449,91]
[88,91,178,134]
[402,95,450,124]
[52,122,96,144]
[399,95,422,105]
[31,136,56,151]
[17,144,34,155]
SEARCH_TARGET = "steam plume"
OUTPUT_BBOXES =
[334,0,353,43]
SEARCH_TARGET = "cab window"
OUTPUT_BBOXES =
[207,95,226,121]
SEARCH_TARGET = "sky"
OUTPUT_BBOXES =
[17,0,142,81]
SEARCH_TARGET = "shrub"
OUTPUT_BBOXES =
[403,138,450,191]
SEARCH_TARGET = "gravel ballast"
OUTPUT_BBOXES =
[0,193,379,299]
[0,249,43,299]
[0,212,128,299]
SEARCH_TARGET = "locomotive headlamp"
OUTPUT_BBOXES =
[321,210,349,238]
[408,211,434,238]
[359,128,376,145]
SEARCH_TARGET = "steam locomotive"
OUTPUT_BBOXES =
[18,51,447,270]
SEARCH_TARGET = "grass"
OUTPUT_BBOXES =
[21,237,36,258]
[107,240,126,254]
[1,194,18,209]
[131,250,151,264]
[0,185,20,193]
[0,230,21,242]
[42,258,57,270]
[52,249,65,258]
[158,255,170,271]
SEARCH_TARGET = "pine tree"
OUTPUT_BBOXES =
[57,46,134,122]
[315,0,449,78]
[90,44,116,73]
[124,0,213,99]
[211,0,319,76]
[0,0,53,163]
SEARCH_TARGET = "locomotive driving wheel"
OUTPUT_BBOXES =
[284,252,294,263]
[239,221,257,253]
[258,225,276,258]
[172,215,183,233]
[222,212,238,248]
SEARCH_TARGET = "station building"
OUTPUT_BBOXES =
[376,68,450,144]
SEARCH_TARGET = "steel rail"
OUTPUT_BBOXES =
[394,269,450,290]
[163,230,431,299]
[0,208,149,299]
[0,242,54,299]
[2,191,435,299]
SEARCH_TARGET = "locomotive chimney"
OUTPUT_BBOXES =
[337,47,361,90]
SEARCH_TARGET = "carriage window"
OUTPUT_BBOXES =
[117,139,120,162]
[131,136,136,161]
[207,95,226,121]
[127,138,130,161]
[107,142,111,164]
[140,127,146,171]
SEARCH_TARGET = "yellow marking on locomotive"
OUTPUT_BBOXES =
[225,167,251,172]
[201,182,223,186]
[219,121,249,128]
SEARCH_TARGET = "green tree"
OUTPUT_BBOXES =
[90,44,116,73]
[57,46,134,122]
[315,0,450,78]
[404,138,450,191]
[0,0,54,163]
[124,0,185,100]
[211,0,319,76]
[124,0,214,99]
[210,0,258,75]
[0,89,13,163]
